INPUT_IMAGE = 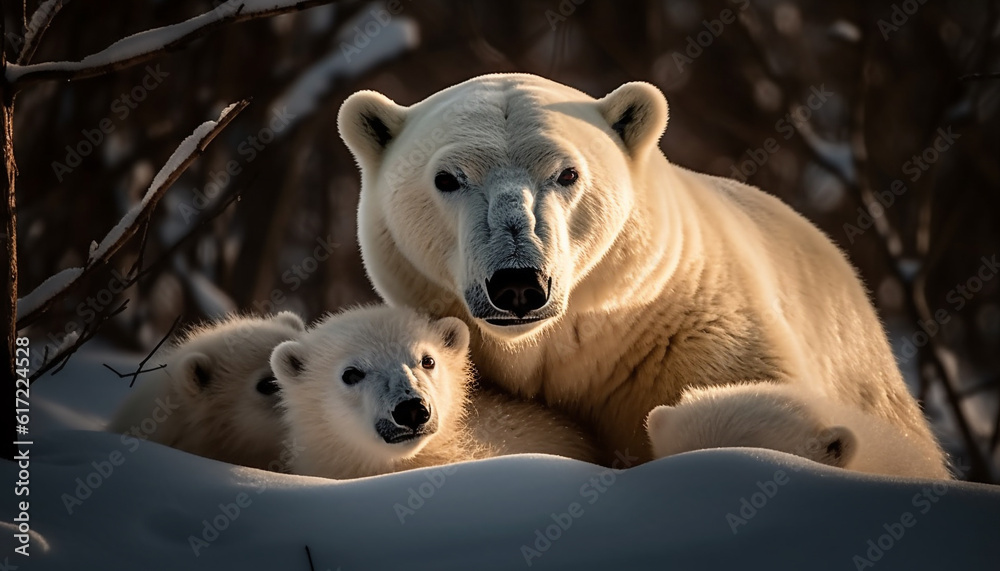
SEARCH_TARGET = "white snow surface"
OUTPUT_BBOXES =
[6,1,334,82]
[4,344,999,569]
[15,266,83,316]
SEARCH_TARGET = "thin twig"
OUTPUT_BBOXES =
[104,314,181,387]
[305,545,316,571]
[30,299,128,382]
[958,71,1000,82]
[17,0,70,65]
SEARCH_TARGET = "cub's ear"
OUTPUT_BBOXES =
[177,352,212,396]
[645,405,676,459]
[808,426,857,468]
[274,311,306,332]
[597,82,668,160]
[270,341,307,384]
[338,90,407,168]
[433,317,470,354]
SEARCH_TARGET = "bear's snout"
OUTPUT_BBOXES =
[485,268,550,318]
[391,398,431,430]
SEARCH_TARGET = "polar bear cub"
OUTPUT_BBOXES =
[107,312,305,470]
[645,382,951,479]
[270,305,599,479]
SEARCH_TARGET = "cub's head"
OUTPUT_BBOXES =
[645,383,857,469]
[165,311,306,467]
[271,306,471,465]
[339,73,668,341]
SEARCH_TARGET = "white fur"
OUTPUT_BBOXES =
[646,383,951,479]
[271,305,598,479]
[107,312,305,470]
[337,73,946,468]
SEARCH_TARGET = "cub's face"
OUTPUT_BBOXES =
[168,312,306,464]
[645,384,856,469]
[339,74,669,341]
[272,308,470,463]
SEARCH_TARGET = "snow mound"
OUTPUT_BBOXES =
[4,346,998,569]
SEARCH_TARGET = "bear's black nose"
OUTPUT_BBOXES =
[485,268,550,317]
[392,398,431,430]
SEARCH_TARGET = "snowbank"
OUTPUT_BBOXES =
[4,346,999,570]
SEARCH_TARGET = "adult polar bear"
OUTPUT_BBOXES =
[337,73,946,469]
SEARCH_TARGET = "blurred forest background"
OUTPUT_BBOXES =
[6,0,999,481]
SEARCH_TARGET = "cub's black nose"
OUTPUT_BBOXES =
[392,398,431,430]
[485,268,550,317]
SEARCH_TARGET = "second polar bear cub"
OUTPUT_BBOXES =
[271,305,599,479]
[646,382,951,479]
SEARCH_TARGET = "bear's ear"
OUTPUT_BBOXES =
[645,405,676,459]
[338,90,407,168]
[433,317,470,354]
[274,311,306,332]
[808,425,857,468]
[177,352,212,394]
[597,82,669,159]
[270,340,307,383]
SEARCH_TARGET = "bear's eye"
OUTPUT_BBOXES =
[421,355,435,370]
[434,171,461,192]
[556,168,578,186]
[342,367,365,385]
[256,375,280,396]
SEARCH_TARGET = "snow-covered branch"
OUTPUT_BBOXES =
[6,0,338,90]
[16,100,249,328]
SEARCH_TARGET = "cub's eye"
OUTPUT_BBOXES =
[421,356,435,370]
[556,168,578,186]
[256,375,280,396]
[434,171,461,192]
[342,367,365,385]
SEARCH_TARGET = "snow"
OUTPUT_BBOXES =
[6,1,335,83]
[4,344,1000,569]
[270,11,419,127]
[16,266,83,316]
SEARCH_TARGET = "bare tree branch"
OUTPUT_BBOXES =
[16,99,249,329]
[6,0,340,91]
[17,0,70,65]
[29,299,128,382]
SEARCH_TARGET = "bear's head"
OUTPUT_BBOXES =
[338,73,669,341]
[271,306,471,465]
[165,311,306,467]
[645,383,857,469]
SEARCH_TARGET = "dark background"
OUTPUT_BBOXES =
[7,0,999,481]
